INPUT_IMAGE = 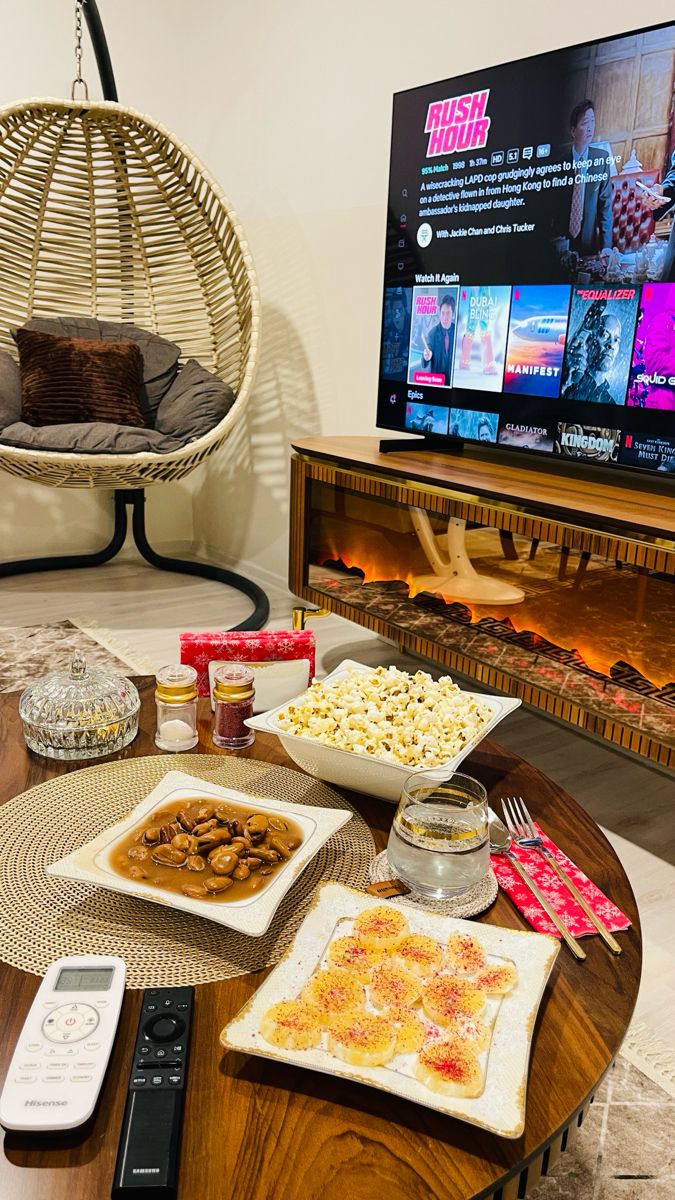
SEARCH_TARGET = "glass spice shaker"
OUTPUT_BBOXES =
[155,664,199,752]
[212,664,255,750]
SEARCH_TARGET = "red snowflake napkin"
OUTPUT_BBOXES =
[490,823,631,938]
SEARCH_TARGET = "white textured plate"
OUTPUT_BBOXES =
[220,882,559,1137]
[246,659,521,802]
[47,771,352,938]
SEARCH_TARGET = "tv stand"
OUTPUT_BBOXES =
[379,435,463,455]
[289,436,675,769]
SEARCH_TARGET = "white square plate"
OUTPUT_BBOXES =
[246,659,521,802]
[47,771,352,938]
[220,883,559,1137]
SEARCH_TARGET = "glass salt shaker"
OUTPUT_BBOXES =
[155,664,199,752]
[212,664,255,750]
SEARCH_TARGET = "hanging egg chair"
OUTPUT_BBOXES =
[0,0,267,628]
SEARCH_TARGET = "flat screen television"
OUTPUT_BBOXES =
[376,20,675,476]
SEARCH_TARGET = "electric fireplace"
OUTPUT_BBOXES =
[290,438,675,769]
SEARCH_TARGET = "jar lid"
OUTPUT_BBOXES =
[19,652,140,730]
[213,664,255,701]
[155,664,198,704]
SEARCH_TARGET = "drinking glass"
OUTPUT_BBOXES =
[387,772,489,898]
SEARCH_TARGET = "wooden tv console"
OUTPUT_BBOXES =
[289,436,675,767]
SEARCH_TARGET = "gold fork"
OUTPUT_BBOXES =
[502,797,622,956]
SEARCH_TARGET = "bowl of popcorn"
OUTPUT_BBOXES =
[245,660,521,802]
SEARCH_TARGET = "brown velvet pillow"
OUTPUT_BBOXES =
[15,328,146,428]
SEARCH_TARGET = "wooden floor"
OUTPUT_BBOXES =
[1,554,673,1051]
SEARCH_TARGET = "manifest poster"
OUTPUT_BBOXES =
[503,284,571,398]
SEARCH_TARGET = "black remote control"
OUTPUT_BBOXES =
[111,985,194,1198]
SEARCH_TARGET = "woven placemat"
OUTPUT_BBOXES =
[368,850,498,918]
[0,755,375,988]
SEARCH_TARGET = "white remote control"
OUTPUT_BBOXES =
[0,954,126,1132]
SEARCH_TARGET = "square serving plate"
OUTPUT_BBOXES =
[47,771,352,938]
[246,659,521,802]
[220,882,559,1137]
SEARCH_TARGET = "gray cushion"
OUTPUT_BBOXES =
[155,358,235,438]
[16,318,181,421]
[0,350,21,427]
[0,357,235,455]
[0,421,184,455]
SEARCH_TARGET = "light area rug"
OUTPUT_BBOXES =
[0,619,146,693]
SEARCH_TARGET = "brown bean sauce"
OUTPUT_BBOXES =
[111,797,304,903]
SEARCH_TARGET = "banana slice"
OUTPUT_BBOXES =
[446,932,487,975]
[260,1000,323,1050]
[369,963,421,1011]
[475,961,518,995]
[394,934,444,979]
[327,935,382,982]
[444,1013,492,1052]
[415,1038,484,1097]
[327,1012,397,1068]
[301,968,365,1024]
[422,974,486,1026]
[388,1006,426,1054]
[352,904,409,951]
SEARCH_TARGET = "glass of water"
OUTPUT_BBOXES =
[387,772,489,899]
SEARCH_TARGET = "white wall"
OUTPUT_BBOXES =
[1,1,673,580]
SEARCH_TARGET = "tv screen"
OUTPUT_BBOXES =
[377,21,675,476]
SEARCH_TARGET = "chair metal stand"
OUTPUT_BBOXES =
[0,489,270,631]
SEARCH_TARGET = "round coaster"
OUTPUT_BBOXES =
[368,851,498,918]
[0,755,375,988]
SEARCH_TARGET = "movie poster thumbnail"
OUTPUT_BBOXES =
[407,286,459,388]
[404,402,449,436]
[449,408,498,443]
[619,431,675,473]
[626,283,675,411]
[381,287,412,381]
[503,285,571,398]
[498,419,555,453]
[560,286,639,406]
[452,285,511,393]
[554,423,620,463]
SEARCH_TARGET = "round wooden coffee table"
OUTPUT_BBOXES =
[0,684,641,1200]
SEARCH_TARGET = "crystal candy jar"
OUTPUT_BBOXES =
[19,652,140,761]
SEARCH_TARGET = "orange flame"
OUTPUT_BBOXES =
[315,536,667,687]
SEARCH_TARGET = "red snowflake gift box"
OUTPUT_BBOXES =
[179,630,316,712]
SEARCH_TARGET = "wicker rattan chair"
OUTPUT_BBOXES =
[0,98,267,624]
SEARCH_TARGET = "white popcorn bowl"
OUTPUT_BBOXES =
[246,659,521,803]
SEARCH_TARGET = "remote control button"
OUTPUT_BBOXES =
[163,999,173,1008]
[139,1046,151,1056]
[57,1013,84,1031]
[144,1015,185,1043]
[144,1003,158,1013]
[155,1048,167,1058]
[168,1075,182,1086]
[18,1061,40,1071]
[132,1076,147,1087]
[177,1003,189,1010]
[14,1074,37,1084]
[84,1041,100,1052]
[25,1042,42,1053]
[45,1062,70,1070]
[172,1044,184,1054]
[148,989,158,996]
[151,1076,164,1086]
[71,1074,93,1083]
[42,1074,65,1083]
[43,1001,57,1009]
[78,1062,96,1069]
[45,1045,78,1057]
[95,1000,109,1008]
